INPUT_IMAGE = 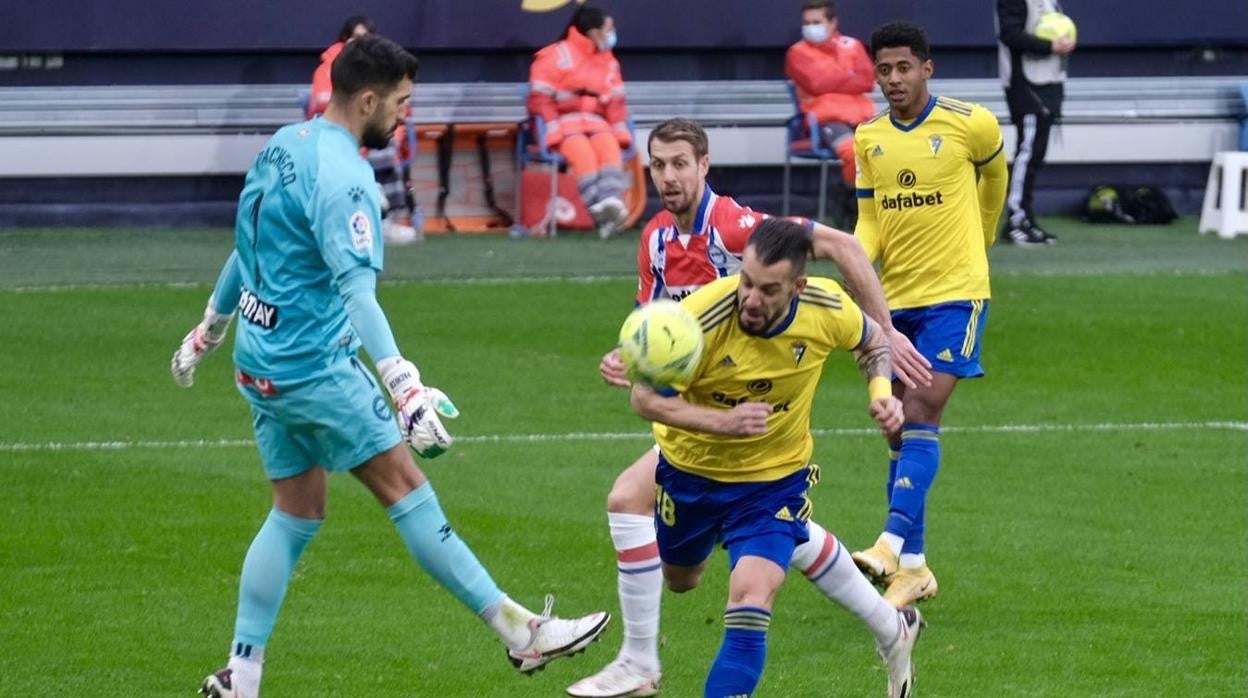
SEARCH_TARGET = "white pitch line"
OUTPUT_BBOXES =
[0,421,1243,453]
[4,275,634,294]
[6,267,1244,293]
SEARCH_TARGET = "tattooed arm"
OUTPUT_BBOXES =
[854,315,904,435]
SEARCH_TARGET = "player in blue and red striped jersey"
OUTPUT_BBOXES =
[568,117,930,698]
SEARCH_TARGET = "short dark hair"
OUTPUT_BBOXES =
[330,34,419,100]
[648,118,709,159]
[747,218,812,277]
[870,20,930,62]
[564,5,608,38]
[802,0,836,21]
[336,15,376,43]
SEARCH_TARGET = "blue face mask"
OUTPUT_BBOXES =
[802,24,829,43]
[601,30,618,50]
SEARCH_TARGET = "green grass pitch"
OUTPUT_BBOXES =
[0,220,1244,696]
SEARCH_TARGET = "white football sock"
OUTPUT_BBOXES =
[899,553,927,569]
[226,654,263,698]
[609,512,662,671]
[881,532,905,556]
[482,595,538,651]
[796,522,899,644]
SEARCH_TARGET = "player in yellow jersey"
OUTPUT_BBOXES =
[849,20,1008,608]
[630,219,923,698]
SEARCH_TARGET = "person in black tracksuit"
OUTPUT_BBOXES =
[996,0,1076,245]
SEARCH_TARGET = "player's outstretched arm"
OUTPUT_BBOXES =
[976,147,1009,249]
[171,251,241,388]
[854,315,904,435]
[811,223,932,388]
[629,384,770,436]
[338,267,460,459]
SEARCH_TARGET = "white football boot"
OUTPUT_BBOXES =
[567,656,662,697]
[507,595,611,674]
[877,606,924,698]
[199,668,251,698]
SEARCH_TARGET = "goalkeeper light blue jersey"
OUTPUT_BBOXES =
[232,117,385,381]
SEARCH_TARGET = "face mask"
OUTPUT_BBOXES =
[802,24,829,43]
[601,30,617,50]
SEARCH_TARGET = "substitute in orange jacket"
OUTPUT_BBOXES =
[785,0,876,185]
[528,5,631,235]
[307,15,376,119]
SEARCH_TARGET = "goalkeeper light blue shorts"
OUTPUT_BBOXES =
[891,299,989,379]
[236,356,403,481]
[654,452,816,571]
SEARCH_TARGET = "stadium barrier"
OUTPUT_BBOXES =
[0,76,1242,178]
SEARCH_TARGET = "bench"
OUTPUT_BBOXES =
[0,76,1242,176]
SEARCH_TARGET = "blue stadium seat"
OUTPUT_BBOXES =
[516,90,638,237]
[1238,83,1248,152]
[781,81,840,222]
[515,112,567,237]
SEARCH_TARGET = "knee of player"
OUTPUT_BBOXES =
[727,581,779,609]
[606,479,651,515]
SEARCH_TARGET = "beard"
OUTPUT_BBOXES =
[361,119,394,150]
[737,307,783,337]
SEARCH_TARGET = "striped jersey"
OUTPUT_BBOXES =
[635,186,809,305]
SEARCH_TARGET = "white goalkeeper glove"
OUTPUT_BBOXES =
[378,357,460,459]
[171,307,233,388]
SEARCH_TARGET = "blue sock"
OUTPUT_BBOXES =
[902,503,926,555]
[885,424,940,541]
[886,446,900,501]
[233,508,322,651]
[387,483,503,615]
[705,607,770,698]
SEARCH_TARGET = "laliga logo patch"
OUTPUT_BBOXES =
[738,214,756,229]
[350,210,373,252]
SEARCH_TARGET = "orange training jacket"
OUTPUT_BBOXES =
[785,33,877,126]
[527,26,630,146]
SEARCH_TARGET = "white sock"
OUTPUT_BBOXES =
[900,553,926,569]
[482,595,537,651]
[881,532,904,556]
[609,512,662,672]
[226,654,263,698]
[796,522,900,645]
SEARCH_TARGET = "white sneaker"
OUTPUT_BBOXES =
[199,668,251,698]
[567,657,661,697]
[589,196,627,228]
[877,606,924,698]
[508,595,611,674]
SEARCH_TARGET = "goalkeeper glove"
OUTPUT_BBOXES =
[171,307,233,388]
[378,357,460,459]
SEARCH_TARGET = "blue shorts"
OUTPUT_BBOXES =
[654,452,819,571]
[236,356,402,480]
[891,300,989,378]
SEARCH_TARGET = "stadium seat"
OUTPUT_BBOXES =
[516,97,639,237]
[1198,150,1248,239]
[1238,83,1248,151]
[781,81,840,223]
[515,113,567,237]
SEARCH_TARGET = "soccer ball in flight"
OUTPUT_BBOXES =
[617,299,704,387]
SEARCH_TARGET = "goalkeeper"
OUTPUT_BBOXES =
[171,35,608,698]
